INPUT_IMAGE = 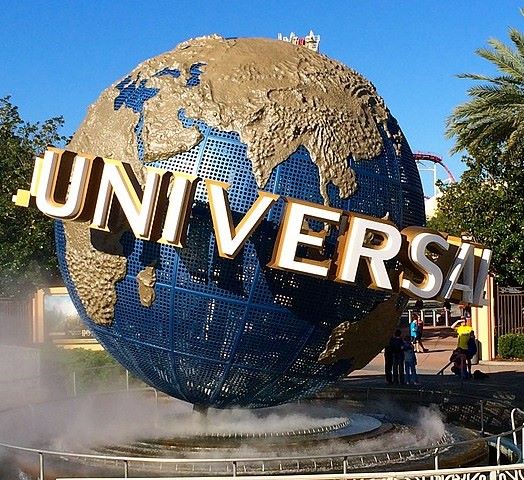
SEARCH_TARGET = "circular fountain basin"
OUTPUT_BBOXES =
[0,389,489,479]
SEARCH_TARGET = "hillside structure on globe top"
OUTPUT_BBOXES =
[11,35,491,410]
[277,30,320,52]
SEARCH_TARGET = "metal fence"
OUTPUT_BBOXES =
[52,464,524,480]
[404,307,450,327]
[1,374,524,479]
[496,286,524,338]
[1,413,523,479]
[0,297,33,344]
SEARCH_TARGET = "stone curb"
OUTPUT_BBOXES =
[479,360,524,367]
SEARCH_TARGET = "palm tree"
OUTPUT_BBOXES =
[446,17,524,161]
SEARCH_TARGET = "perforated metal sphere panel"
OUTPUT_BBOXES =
[55,71,425,409]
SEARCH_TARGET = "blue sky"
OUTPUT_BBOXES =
[1,1,522,195]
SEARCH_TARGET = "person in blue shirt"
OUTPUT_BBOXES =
[409,316,419,348]
[403,335,418,385]
[412,312,429,352]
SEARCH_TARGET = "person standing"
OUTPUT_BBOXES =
[457,324,473,350]
[460,304,472,326]
[409,315,420,352]
[389,329,405,385]
[403,335,418,385]
[384,343,393,384]
[443,300,452,326]
[466,331,478,377]
[416,313,429,353]
[414,299,424,313]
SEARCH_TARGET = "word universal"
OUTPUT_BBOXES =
[13,148,491,307]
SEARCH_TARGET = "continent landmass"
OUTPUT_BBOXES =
[318,294,405,367]
[137,265,156,307]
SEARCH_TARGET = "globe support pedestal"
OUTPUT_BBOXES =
[193,404,209,417]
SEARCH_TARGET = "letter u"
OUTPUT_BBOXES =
[35,148,94,220]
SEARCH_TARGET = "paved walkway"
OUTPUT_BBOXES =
[344,328,524,407]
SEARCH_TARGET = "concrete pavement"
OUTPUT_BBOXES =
[344,327,524,408]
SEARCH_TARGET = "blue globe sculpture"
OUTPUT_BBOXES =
[55,36,425,408]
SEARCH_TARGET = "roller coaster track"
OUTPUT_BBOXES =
[413,152,456,198]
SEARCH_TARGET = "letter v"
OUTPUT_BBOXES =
[205,180,279,259]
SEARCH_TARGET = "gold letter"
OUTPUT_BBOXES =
[335,213,402,291]
[440,237,475,303]
[159,173,200,247]
[399,227,449,299]
[22,148,95,220]
[91,159,171,240]
[472,248,492,307]
[269,199,342,278]
[206,180,279,259]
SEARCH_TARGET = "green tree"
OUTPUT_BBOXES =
[428,154,524,286]
[435,16,524,287]
[0,97,66,297]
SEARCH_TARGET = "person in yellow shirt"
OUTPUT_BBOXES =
[456,322,473,350]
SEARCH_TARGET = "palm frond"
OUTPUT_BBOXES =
[509,27,524,58]
[476,39,524,81]
[448,23,524,158]
[458,73,522,86]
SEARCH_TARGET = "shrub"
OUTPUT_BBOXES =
[40,346,131,393]
[498,334,524,359]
